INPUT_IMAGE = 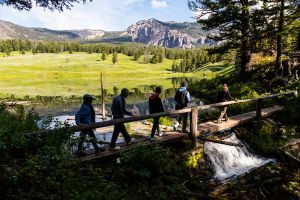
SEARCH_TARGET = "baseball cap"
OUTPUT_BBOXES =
[83,94,96,101]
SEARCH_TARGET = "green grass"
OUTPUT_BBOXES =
[0,52,221,98]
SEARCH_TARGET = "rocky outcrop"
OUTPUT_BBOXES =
[0,20,16,39]
[122,18,197,48]
[69,29,105,40]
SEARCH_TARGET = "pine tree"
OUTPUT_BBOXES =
[101,51,106,61]
[112,52,118,64]
[189,0,255,81]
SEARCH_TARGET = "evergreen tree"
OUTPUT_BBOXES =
[133,52,140,61]
[101,51,107,61]
[112,52,118,64]
[189,0,256,81]
[1,0,90,11]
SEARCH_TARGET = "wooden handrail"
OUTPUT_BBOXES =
[195,91,297,111]
[32,91,297,135]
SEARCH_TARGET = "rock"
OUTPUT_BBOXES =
[142,120,151,125]
[279,127,286,134]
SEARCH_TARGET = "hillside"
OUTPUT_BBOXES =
[0,18,214,48]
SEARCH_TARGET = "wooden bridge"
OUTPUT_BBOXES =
[34,91,297,161]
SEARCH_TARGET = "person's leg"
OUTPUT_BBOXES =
[174,105,181,130]
[78,131,86,152]
[120,123,131,144]
[177,114,183,123]
[217,106,226,123]
[182,113,188,132]
[223,107,229,121]
[156,117,161,134]
[110,123,121,148]
[151,117,159,138]
[87,129,100,151]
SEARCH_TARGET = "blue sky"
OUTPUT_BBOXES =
[0,0,196,31]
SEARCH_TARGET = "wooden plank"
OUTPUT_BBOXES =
[80,132,187,162]
[190,107,198,147]
[198,105,284,135]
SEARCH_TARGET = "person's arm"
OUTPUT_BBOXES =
[226,90,236,101]
[186,91,191,103]
[121,98,132,116]
[75,105,89,125]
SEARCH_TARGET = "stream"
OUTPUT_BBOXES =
[204,133,273,180]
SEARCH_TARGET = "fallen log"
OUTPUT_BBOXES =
[198,138,244,147]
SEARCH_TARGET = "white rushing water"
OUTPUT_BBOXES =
[204,133,273,180]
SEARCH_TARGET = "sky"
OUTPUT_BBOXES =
[0,0,196,31]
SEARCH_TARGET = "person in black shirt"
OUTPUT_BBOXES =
[149,87,165,140]
[110,88,136,150]
[217,84,237,123]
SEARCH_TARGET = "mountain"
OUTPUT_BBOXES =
[0,19,214,48]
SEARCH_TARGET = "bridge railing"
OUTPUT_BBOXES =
[34,91,297,146]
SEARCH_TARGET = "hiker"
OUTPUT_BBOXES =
[217,84,237,123]
[173,81,191,133]
[75,94,104,155]
[110,88,136,150]
[149,87,165,140]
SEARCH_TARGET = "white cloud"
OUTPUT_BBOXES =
[124,0,144,6]
[151,0,168,9]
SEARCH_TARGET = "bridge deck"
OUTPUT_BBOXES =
[80,131,187,162]
[198,105,284,135]
[80,105,284,162]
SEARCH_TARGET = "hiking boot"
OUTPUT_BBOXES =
[109,146,121,150]
[127,138,135,145]
[158,131,164,137]
[150,137,157,141]
[173,121,179,130]
[76,150,87,156]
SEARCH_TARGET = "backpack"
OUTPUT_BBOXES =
[175,89,187,106]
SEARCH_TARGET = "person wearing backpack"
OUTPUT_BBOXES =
[75,94,105,156]
[149,87,165,140]
[217,83,237,123]
[173,81,191,133]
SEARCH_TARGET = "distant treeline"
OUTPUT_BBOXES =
[0,39,223,72]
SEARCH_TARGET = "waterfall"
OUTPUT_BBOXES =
[204,133,273,180]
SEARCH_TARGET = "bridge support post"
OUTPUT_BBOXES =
[190,107,198,147]
[256,98,263,120]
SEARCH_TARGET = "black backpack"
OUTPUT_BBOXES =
[175,89,187,105]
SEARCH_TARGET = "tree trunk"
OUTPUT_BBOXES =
[275,0,285,75]
[240,0,251,81]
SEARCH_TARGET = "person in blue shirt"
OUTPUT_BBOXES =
[173,81,191,133]
[110,88,135,150]
[75,94,104,155]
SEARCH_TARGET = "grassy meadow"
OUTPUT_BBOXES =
[0,52,220,98]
